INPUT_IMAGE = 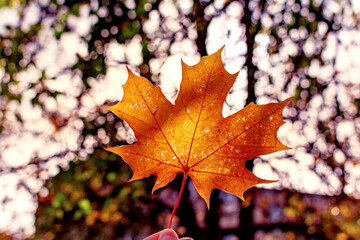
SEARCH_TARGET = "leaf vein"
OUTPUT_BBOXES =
[189,105,285,169]
[132,77,185,168]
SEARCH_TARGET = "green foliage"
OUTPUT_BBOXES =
[35,150,151,238]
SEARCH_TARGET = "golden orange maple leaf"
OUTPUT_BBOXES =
[105,46,292,208]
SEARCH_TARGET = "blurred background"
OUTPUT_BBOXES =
[0,0,360,239]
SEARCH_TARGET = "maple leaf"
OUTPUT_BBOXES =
[105,46,292,209]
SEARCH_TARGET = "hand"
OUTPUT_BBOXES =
[144,229,193,240]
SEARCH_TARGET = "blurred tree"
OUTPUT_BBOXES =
[1,0,360,239]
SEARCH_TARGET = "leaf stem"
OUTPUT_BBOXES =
[168,171,188,229]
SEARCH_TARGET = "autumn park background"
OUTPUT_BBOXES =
[1,0,360,239]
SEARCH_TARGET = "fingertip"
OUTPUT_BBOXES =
[159,229,179,240]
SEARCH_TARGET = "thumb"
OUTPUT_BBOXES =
[158,229,179,240]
